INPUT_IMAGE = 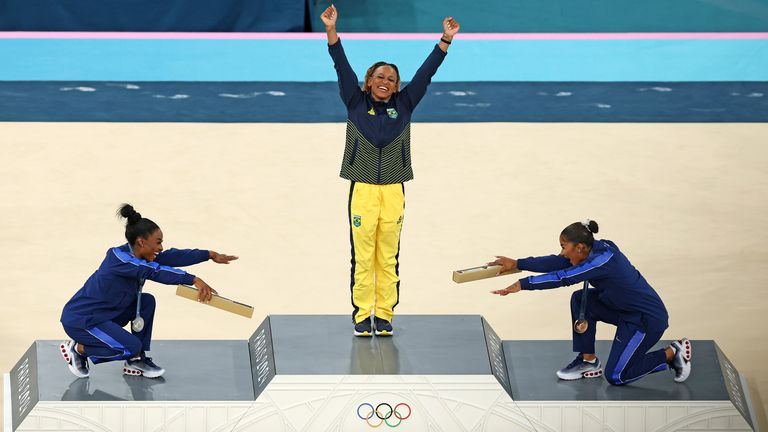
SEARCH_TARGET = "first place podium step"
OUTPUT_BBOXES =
[7,314,759,431]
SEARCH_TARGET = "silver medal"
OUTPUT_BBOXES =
[132,316,145,332]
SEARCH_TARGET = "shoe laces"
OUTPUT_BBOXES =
[566,355,586,369]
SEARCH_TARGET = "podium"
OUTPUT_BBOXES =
[6,315,758,431]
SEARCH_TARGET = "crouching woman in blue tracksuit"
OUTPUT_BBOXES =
[490,220,692,385]
[60,204,238,379]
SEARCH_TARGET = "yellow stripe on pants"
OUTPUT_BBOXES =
[349,181,404,324]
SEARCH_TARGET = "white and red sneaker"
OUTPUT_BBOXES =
[59,340,89,378]
[670,338,692,383]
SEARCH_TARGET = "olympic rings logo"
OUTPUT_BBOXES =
[356,402,411,428]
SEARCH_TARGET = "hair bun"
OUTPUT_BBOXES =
[583,219,599,234]
[118,203,142,225]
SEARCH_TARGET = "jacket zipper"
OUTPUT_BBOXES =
[377,147,383,183]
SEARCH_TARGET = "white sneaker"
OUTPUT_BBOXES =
[59,340,89,378]
[671,338,692,383]
[556,355,603,380]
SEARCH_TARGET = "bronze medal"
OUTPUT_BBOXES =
[574,319,588,334]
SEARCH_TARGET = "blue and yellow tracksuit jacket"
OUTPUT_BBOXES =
[328,39,446,184]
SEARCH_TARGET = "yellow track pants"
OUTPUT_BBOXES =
[348,181,404,324]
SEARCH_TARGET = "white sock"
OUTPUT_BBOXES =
[584,357,597,364]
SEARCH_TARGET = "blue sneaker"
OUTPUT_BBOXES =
[373,317,393,336]
[556,354,603,380]
[354,318,373,337]
[124,354,165,378]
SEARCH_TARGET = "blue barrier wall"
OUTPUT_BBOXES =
[1,37,766,82]
[0,0,312,32]
[1,0,765,32]
[312,0,768,32]
[1,81,766,122]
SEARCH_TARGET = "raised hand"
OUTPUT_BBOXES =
[320,4,338,28]
[443,16,460,38]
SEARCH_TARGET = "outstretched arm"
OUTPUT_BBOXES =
[320,4,339,45]
[401,16,460,110]
[517,254,571,273]
[322,4,362,108]
[154,248,209,267]
[521,249,614,290]
[209,251,238,264]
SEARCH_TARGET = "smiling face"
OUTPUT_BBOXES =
[559,234,588,266]
[365,64,400,102]
[133,228,164,262]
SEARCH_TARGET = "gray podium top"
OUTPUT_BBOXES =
[33,340,254,402]
[504,340,731,401]
[267,315,494,375]
[8,318,756,432]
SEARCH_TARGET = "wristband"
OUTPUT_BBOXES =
[440,37,452,45]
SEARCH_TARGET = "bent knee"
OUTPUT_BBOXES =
[604,371,628,386]
[570,290,583,306]
[141,293,156,307]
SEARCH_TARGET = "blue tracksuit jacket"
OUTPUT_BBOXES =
[61,244,209,328]
[518,239,669,332]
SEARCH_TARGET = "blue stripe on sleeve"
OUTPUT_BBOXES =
[112,248,186,275]
[527,250,613,287]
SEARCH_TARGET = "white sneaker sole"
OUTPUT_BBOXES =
[374,330,393,337]
[59,341,89,378]
[353,330,373,337]
[557,368,603,380]
[123,365,164,378]
[673,338,692,383]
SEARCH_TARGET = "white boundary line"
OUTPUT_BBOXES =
[4,372,12,432]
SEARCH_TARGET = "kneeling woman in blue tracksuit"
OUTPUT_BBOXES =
[60,204,237,379]
[490,220,692,385]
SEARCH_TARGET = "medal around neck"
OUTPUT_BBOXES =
[131,317,145,332]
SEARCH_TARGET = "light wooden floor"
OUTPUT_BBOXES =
[2,122,766,428]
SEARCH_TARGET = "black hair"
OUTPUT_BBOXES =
[363,61,401,92]
[117,204,159,245]
[561,220,599,249]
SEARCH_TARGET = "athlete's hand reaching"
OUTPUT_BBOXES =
[209,251,238,264]
[488,256,518,275]
[491,281,522,296]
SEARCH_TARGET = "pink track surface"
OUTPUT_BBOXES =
[1,32,767,40]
